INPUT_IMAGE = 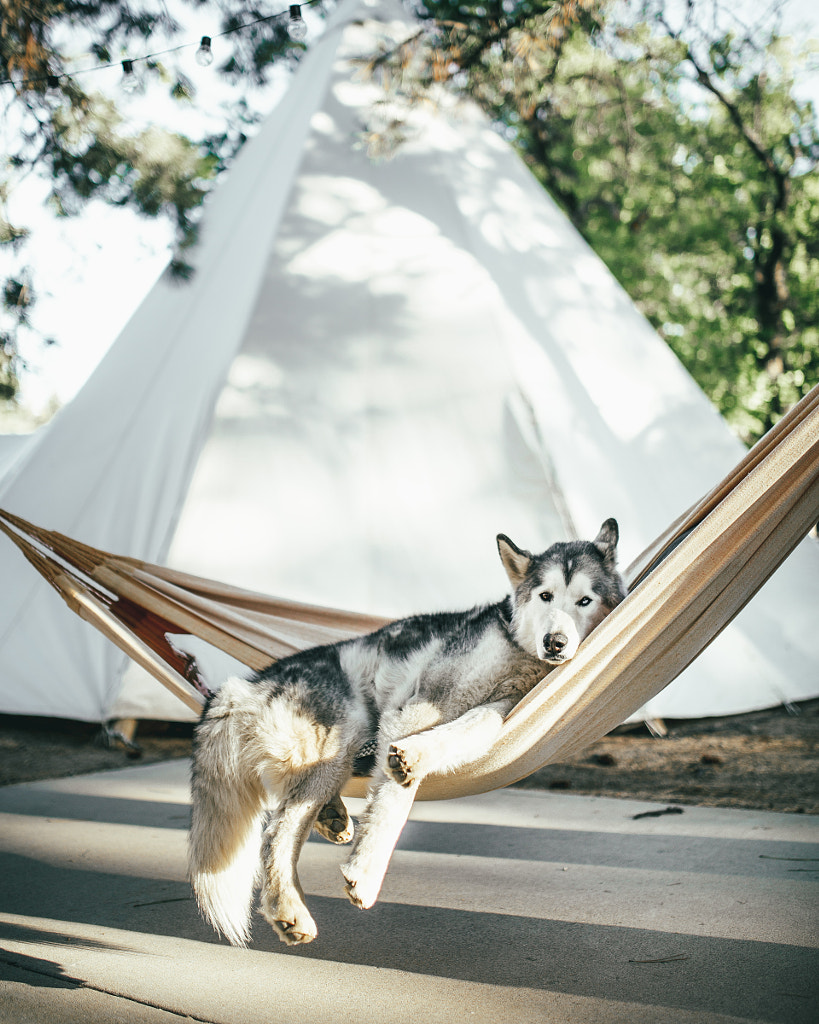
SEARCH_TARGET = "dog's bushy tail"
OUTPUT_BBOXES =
[188,677,267,947]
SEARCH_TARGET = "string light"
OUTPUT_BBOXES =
[195,36,214,67]
[288,5,308,41]
[0,0,323,90]
[121,59,140,93]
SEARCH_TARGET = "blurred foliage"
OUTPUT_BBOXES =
[401,0,819,442]
[0,0,308,401]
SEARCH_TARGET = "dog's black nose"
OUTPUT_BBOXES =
[545,632,568,655]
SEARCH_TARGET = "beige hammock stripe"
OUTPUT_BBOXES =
[95,563,351,670]
[0,515,208,713]
[101,557,391,634]
[127,568,388,647]
[64,583,206,715]
[91,564,280,672]
[1,384,817,801]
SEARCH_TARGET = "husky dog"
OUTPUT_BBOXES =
[189,520,626,947]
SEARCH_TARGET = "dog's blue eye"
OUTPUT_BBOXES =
[577,596,592,607]
[539,592,553,603]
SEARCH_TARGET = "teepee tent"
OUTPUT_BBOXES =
[0,0,817,725]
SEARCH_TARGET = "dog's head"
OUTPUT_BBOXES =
[497,519,626,664]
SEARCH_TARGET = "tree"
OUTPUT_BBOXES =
[410,0,819,441]
[2,0,816,441]
[0,0,313,400]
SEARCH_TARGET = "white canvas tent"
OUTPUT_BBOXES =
[0,0,817,726]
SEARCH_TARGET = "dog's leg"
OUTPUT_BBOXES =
[340,701,440,910]
[340,774,418,910]
[260,761,350,945]
[313,791,354,844]
[341,699,516,907]
[260,797,320,945]
[387,698,516,787]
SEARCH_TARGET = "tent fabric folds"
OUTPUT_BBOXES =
[1,384,818,800]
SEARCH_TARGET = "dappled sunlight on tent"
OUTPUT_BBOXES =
[293,174,387,227]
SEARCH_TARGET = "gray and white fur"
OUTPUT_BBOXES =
[188,519,626,947]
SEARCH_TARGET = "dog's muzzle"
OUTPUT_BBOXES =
[542,632,569,662]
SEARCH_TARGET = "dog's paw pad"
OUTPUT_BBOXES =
[340,865,379,909]
[273,919,317,945]
[343,880,365,909]
[343,878,378,910]
[314,808,354,844]
[387,744,416,787]
[262,898,317,945]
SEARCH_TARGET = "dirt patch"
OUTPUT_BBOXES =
[517,699,819,814]
[0,717,194,787]
[1,701,817,814]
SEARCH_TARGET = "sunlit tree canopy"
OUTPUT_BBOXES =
[1,0,817,442]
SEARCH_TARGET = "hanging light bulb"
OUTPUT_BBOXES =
[195,36,214,67]
[121,59,139,92]
[288,5,308,41]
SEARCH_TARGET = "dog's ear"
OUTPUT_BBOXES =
[497,534,532,588]
[593,518,619,569]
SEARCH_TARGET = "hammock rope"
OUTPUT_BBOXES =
[1,384,817,800]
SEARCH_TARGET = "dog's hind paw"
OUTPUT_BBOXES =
[386,742,421,787]
[272,919,317,945]
[314,800,354,844]
[261,898,317,945]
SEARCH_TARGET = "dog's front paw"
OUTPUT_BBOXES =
[340,863,381,910]
[387,741,423,787]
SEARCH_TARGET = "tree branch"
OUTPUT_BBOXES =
[657,14,788,200]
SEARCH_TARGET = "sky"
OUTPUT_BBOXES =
[2,0,818,419]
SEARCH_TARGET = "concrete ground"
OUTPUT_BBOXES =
[0,760,816,1024]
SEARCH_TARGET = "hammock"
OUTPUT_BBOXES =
[1,385,817,800]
